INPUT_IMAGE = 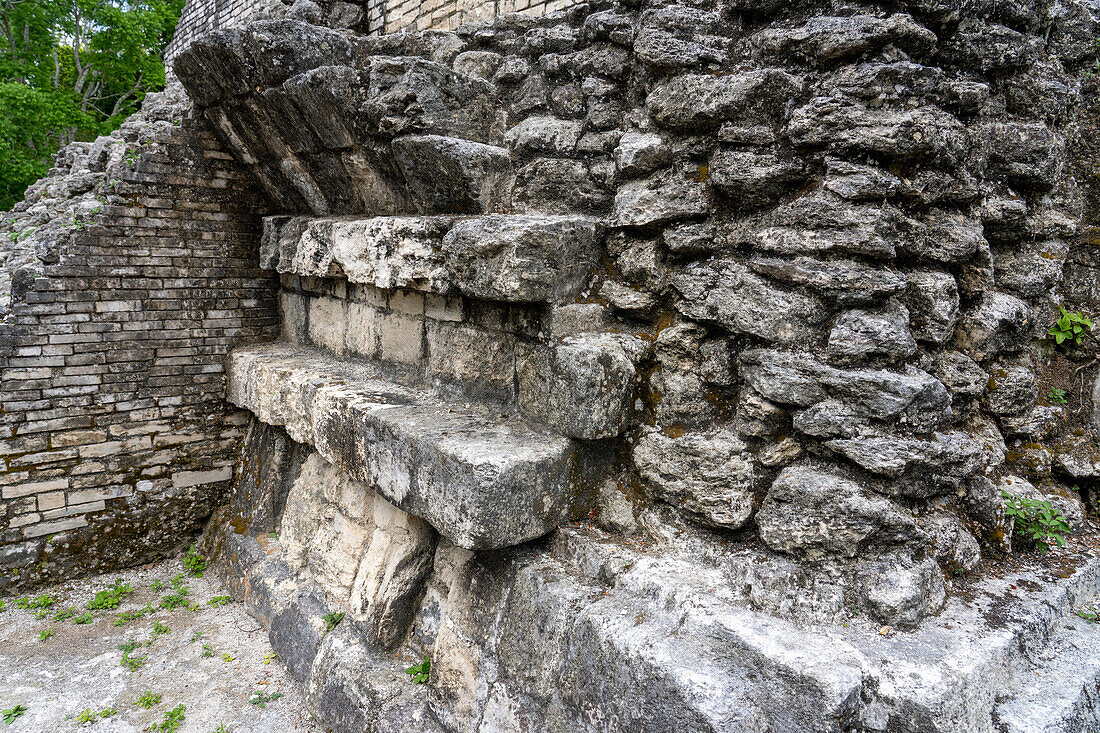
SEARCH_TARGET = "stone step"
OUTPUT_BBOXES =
[261,213,602,304]
[227,342,585,550]
[994,614,1100,733]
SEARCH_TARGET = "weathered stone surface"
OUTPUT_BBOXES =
[864,557,946,630]
[635,5,728,68]
[228,343,583,550]
[740,349,951,430]
[992,239,1069,297]
[749,256,907,305]
[504,115,583,155]
[933,351,988,400]
[674,258,828,344]
[518,334,644,440]
[709,150,806,208]
[391,135,513,214]
[984,362,1039,416]
[614,131,670,177]
[613,165,708,227]
[633,428,756,529]
[980,121,1064,192]
[646,69,802,130]
[824,431,985,497]
[902,270,960,344]
[757,465,922,560]
[442,215,600,302]
[954,292,1033,362]
[826,301,917,365]
[733,192,900,258]
[750,14,935,62]
[787,100,967,163]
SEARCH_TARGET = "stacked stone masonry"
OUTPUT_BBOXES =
[4,0,1100,729]
[163,0,1100,730]
[0,88,279,588]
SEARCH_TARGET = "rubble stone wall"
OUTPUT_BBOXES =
[0,90,279,590]
[169,1,1100,730]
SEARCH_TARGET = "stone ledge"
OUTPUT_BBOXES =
[261,213,601,303]
[227,342,585,549]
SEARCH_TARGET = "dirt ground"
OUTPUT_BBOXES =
[0,555,323,733]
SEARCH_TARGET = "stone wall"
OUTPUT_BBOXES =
[0,88,279,590]
[166,0,281,62]
[173,2,1100,730]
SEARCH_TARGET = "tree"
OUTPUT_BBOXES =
[0,0,183,209]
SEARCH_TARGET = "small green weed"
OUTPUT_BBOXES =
[404,656,431,684]
[73,612,93,625]
[88,580,133,611]
[1002,490,1072,552]
[148,704,185,732]
[1047,387,1068,404]
[33,610,48,620]
[1048,307,1094,347]
[0,601,5,612]
[115,604,154,626]
[52,608,75,621]
[263,652,278,665]
[150,580,166,591]
[1078,605,1099,623]
[17,594,56,610]
[75,709,97,724]
[183,545,206,577]
[221,653,234,663]
[148,620,171,645]
[207,596,232,607]
[213,725,231,733]
[37,628,53,642]
[2,705,27,724]
[201,643,215,658]
[119,639,147,671]
[136,692,162,709]
[322,612,344,634]
[159,593,188,611]
[247,690,283,708]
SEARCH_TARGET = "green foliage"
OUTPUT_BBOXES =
[52,607,74,621]
[213,726,231,733]
[1048,307,1094,347]
[2,704,27,724]
[0,0,184,208]
[1001,490,1072,552]
[0,601,5,612]
[136,692,162,709]
[119,639,147,671]
[207,596,232,607]
[88,580,133,610]
[183,545,206,577]
[17,594,56,610]
[75,708,96,723]
[73,612,93,625]
[201,643,215,658]
[404,656,431,685]
[148,620,170,645]
[37,628,53,641]
[247,690,282,709]
[221,653,234,663]
[1046,387,1068,405]
[1078,605,1099,623]
[322,612,344,634]
[149,704,185,732]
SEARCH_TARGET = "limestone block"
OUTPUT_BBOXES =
[392,135,514,214]
[646,68,802,130]
[426,321,517,402]
[377,310,424,366]
[229,344,583,549]
[673,258,828,345]
[903,270,960,344]
[517,334,644,439]
[756,465,923,560]
[826,301,917,365]
[749,256,907,305]
[308,296,348,354]
[441,215,600,303]
[633,428,756,529]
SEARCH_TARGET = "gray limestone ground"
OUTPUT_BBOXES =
[0,557,323,733]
